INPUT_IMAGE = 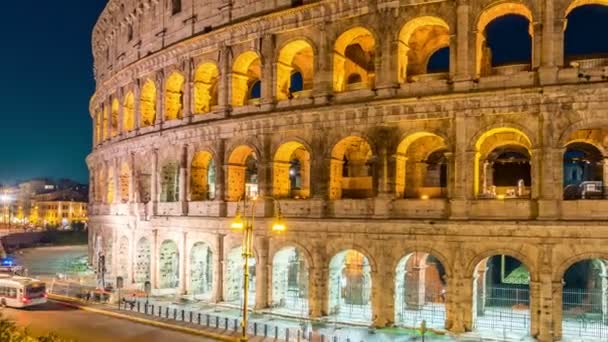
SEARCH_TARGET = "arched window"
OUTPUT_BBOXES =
[398,17,450,82]
[249,80,261,100]
[564,5,608,63]
[427,47,450,74]
[563,142,604,200]
[171,0,182,15]
[276,40,314,100]
[289,71,304,94]
[333,27,376,92]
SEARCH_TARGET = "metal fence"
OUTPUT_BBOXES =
[562,288,608,340]
[118,299,362,342]
[396,282,446,330]
[474,285,530,334]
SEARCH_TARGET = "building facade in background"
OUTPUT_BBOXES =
[88,1,608,341]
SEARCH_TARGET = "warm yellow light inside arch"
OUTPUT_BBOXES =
[102,107,109,141]
[276,40,314,100]
[165,72,185,121]
[106,166,115,204]
[194,62,219,114]
[398,17,450,83]
[227,145,256,201]
[333,27,376,92]
[273,141,311,198]
[111,99,119,138]
[475,3,534,76]
[473,127,533,196]
[565,0,608,16]
[140,80,156,127]
[395,132,447,197]
[123,92,135,132]
[191,151,214,201]
[119,162,130,203]
[232,51,261,107]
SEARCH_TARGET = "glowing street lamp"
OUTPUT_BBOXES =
[230,196,286,342]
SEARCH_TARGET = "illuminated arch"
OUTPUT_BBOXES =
[227,145,258,201]
[276,40,314,100]
[395,132,448,198]
[190,151,215,201]
[329,136,374,200]
[565,0,608,16]
[165,72,185,121]
[122,92,135,132]
[159,240,180,289]
[193,62,219,114]
[102,106,109,141]
[271,246,310,312]
[328,249,373,321]
[398,17,450,83]
[473,127,533,197]
[140,80,157,127]
[110,98,119,138]
[273,141,311,198]
[232,51,262,106]
[333,27,376,92]
[475,3,534,76]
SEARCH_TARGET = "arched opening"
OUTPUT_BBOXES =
[189,242,213,299]
[227,146,258,201]
[193,63,219,114]
[563,142,604,200]
[140,80,157,127]
[225,246,256,306]
[395,133,448,198]
[561,258,608,340]
[106,167,115,204]
[95,111,102,144]
[476,4,533,76]
[398,17,450,83]
[271,246,309,315]
[328,250,372,322]
[564,4,608,65]
[160,162,180,203]
[111,98,119,138]
[329,136,374,200]
[232,51,262,106]
[190,151,216,201]
[333,27,376,92]
[273,142,311,199]
[165,72,185,121]
[394,252,447,329]
[427,47,450,73]
[117,236,129,281]
[134,237,151,284]
[472,255,531,338]
[474,128,532,199]
[159,240,179,289]
[276,40,314,100]
[123,92,135,132]
[119,162,130,203]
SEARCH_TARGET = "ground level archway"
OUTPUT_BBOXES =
[328,249,372,322]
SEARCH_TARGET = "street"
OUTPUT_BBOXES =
[2,300,218,342]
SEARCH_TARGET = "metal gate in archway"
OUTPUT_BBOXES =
[474,285,530,335]
[562,288,608,340]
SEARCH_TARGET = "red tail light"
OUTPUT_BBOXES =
[21,297,29,303]
[43,293,48,299]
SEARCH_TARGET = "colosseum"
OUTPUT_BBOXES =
[88,0,608,340]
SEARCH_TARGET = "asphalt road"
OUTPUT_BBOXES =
[2,300,219,342]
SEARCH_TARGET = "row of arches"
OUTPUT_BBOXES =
[111,234,608,340]
[93,2,608,145]
[92,125,608,204]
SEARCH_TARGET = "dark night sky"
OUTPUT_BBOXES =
[0,1,605,186]
[0,0,107,185]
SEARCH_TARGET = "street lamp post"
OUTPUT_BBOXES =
[230,196,286,342]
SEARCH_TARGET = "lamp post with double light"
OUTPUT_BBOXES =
[230,196,286,342]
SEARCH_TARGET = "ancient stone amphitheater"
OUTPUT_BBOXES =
[88,0,608,340]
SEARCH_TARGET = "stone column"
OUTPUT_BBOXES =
[113,159,120,205]
[309,247,328,318]
[215,140,226,203]
[133,81,142,132]
[475,263,487,317]
[155,74,164,126]
[218,46,231,111]
[181,232,188,295]
[214,234,225,303]
[312,26,332,104]
[372,259,395,328]
[450,116,468,218]
[406,265,428,310]
[552,281,564,341]
[129,152,136,204]
[455,0,472,81]
[445,273,470,333]
[255,237,269,310]
[151,229,159,289]
[534,270,559,342]
[444,152,455,199]
[531,148,541,200]
[538,145,564,219]
[532,22,542,70]
[179,145,188,215]
[261,34,275,109]
[151,149,159,216]
[376,27,399,97]
[602,158,608,198]
[183,61,193,121]
[117,92,124,136]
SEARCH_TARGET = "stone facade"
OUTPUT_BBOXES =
[89,0,608,340]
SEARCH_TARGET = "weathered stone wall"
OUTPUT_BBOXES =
[89,1,608,341]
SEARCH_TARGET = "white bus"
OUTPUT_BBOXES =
[0,275,47,308]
